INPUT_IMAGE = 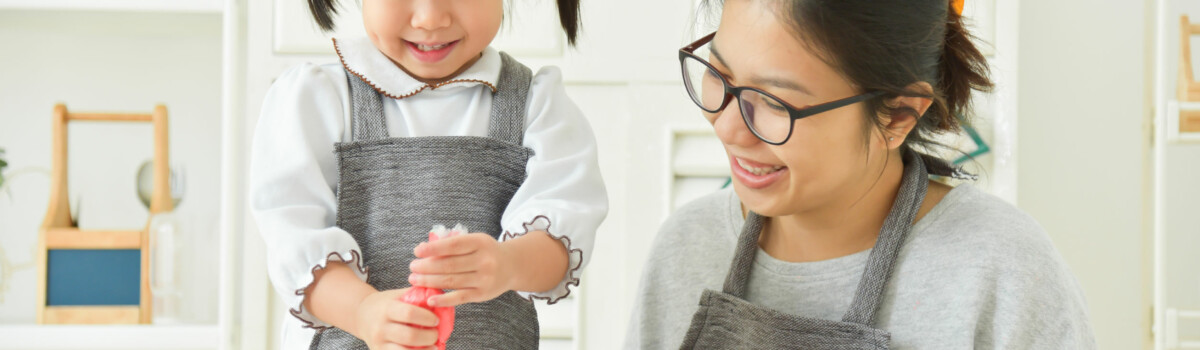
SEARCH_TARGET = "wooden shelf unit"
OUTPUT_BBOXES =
[36,104,172,325]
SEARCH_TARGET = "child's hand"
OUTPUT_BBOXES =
[408,233,515,307]
[354,288,440,350]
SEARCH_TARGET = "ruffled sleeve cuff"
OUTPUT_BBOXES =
[284,249,369,331]
[500,215,583,305]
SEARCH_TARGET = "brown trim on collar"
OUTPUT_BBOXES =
[332,38,498,100]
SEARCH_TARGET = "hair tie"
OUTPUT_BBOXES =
[951,0,964,15]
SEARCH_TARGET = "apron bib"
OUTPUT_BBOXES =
[311,52,540,350]
[680,149,930,349]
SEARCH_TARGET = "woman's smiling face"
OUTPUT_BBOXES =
[707,0,890,217]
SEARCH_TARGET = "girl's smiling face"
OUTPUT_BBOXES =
[363,0,503,83]
[708,0,890,217]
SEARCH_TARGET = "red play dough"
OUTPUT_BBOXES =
[400,229,459,350]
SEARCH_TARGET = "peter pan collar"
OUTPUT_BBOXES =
[332,36,500,99]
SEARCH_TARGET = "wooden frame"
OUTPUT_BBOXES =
[36,104,171,324]
[1178,16,1200,133]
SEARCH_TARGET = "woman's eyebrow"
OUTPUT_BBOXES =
[711,42,813,96]
[710,43,733,71]
[751,76,812,96]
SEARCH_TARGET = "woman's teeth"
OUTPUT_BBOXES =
[736,158,784,176]
[415,42,451,51]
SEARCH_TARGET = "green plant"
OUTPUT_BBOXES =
[0,147,7,189]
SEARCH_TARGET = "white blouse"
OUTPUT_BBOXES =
[249,36,607,345]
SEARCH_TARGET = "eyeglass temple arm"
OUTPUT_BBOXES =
[792,91,886,119]
[682,32,717,53]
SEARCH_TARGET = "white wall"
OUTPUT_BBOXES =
[0,10,224,324]
[1016,0,1150,349]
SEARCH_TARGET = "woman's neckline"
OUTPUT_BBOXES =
[732,181,965,264]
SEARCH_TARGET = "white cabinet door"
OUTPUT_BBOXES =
[271,0,364,54]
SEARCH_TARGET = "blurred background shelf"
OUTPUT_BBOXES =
[0,324,219,349]
[0,5,225,343]
[1165,100,1200,143]
[0,0,222,13]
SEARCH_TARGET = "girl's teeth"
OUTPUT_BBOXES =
[736,158,784,176]
[416,43,450,51]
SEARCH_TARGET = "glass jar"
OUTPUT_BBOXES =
[148,211,181,324]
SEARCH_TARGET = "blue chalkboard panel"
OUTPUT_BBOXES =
[46,249,141,306]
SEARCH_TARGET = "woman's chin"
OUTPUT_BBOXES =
[733,184,789,217]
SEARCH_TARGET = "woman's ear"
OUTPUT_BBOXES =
[879,81,934,149]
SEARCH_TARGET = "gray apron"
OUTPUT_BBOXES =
[311,52,540,349]
[680,148,931,349]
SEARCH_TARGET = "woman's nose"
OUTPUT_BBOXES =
[410,0,452,31]
[711,104,762,148]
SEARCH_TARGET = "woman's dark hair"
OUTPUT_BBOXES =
[704,0,992,174]
[308,0,583,45]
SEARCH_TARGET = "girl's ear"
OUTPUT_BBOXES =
[879,82,933,149]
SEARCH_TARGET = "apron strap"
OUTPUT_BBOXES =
[840,148,929,325]
[346,70,388,142]
[487,52,533,145]
[720,210,767,298]
[718,148,930,325]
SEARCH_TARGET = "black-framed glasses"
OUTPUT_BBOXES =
[680,32,885,145]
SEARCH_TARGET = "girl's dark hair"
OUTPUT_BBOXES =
[308,0,583,46]
[556,0,582,45]
[704,0,992,174]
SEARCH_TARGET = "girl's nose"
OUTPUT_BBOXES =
[410,0,452,31]
[711,104,762,148]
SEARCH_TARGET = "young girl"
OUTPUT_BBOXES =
[627,0,1094,348]
[249,0,607,349]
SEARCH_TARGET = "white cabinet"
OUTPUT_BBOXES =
[1152,2,1200,349]
[270,0,363,54]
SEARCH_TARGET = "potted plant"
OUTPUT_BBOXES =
[0,147,8,191]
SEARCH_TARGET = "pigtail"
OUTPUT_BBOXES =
[309,0,339,32]
[556,0,582,46]
[932,8,992,132]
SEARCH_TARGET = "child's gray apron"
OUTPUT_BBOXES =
[310,52,540,349]
[679,148,930,349]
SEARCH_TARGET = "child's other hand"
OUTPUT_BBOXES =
[409,233,515,307]
[354,288,439,350]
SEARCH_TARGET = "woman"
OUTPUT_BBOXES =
[625,0,1096,348]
